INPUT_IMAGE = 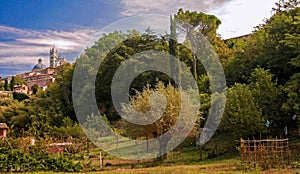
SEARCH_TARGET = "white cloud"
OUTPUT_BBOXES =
[212,0,277,39]
[0,26,97,76]
[120,0,231,16]
[100,14,170,36]
[119,0,277,39]
[0,25,33,37]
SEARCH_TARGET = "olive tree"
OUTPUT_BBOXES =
[120,82,200,159]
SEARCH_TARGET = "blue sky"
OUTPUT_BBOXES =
[0,0,277,77]
[0,1,121,30]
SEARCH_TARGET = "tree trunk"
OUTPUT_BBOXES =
[199,145,203,160]
[158,137,170,160]
[169,15,180,86]
[193,53,197,81]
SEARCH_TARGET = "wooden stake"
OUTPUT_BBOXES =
[100,151,103,168]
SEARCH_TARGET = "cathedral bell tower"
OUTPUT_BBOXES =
[50,46,58,68]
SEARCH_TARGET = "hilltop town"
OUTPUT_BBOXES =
[0,46,67,95]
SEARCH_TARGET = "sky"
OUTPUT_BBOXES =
[0,0,278,77]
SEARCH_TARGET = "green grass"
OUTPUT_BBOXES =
[84,144,299,173]
[9,139,300,174]
[11,160,300,174]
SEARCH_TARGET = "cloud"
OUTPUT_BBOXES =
[211,0,276,39]
[120,0,232,16]
[118,0,277,39]
[0,26,33,37]
[0,25,97,77]
[99,14,170,37]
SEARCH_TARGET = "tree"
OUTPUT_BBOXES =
[175,8,221,39]
[169,15,179,85]
[282,73,300,115]
[225,5,300,86]
[254,7,300,84]
[174,9,225,81]
[4,79,8,91]
[0,81,4,91]
[221,83,264,139]
[120,82,199,159]
[249,68,284,131]
[32,84,39,95]
[10,76,15,91]
[224,35,258,85]
[91,30,170,121]
[282,21,300,115]
[13,92,29,101]
[51,63,75,121]
[14,76,25,86]
[272,0,300,13]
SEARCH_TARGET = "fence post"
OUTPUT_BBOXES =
[100,151,103,169]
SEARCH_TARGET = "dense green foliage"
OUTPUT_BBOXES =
[0,1,299,167]
[32,84,39,95]
[12,92,29,101]
[0,138,83,172]
[223,4,300,140]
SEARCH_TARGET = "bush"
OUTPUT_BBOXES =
[0,139,83,172]
[13,92,29,101]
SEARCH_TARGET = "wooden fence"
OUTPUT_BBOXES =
[239,138,290,169]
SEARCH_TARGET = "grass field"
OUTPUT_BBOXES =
[76,139,300,173]
[13,160,300,174]
[10,138,300,174]
[12,153,299,174]
[98,154,299,174]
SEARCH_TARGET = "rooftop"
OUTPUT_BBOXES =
[0,123,8,129]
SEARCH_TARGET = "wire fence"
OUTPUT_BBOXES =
[239,137,291,169]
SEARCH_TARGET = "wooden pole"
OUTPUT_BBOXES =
[146,136,149,152]
[100,151,103,168]
[199,145,203,160]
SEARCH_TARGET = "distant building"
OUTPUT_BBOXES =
[17,46,67,92]
[25,74,55,91]
[0,123,8,138]
[13,84,29,94]
[47,142,73,153]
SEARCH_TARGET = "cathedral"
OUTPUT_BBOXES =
[17,46,67,92]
